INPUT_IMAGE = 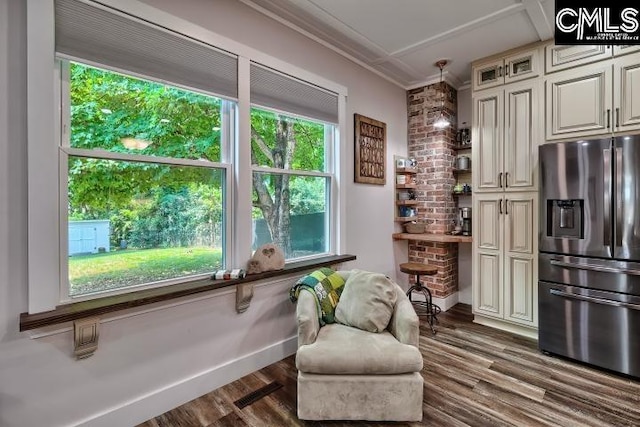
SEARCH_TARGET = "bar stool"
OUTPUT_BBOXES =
[399,262,441,334]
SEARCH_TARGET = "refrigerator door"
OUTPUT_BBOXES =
[539,281,640,378]
[539,139,612,258]
[615,135,640,261]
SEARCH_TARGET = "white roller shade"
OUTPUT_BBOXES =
[55,0,238,99]
[250,62,339,124]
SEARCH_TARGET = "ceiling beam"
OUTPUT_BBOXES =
[389,3,527,58]
[522,0,554,41]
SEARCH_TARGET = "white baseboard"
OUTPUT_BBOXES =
[76,336,298,427]
[433,292,459,312]
[473,315,539,340]
[408,290,459,312]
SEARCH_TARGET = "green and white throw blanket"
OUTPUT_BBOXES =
[289,267,345,325]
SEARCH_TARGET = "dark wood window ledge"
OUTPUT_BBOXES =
[20,254,356,332]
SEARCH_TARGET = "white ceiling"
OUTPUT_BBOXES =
[240,0,555,89]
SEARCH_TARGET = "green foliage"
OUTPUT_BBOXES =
[69,62,223,215]
[250,108,325,171]
[128,185,222,249]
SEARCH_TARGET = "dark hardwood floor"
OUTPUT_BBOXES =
[138,304,640,426]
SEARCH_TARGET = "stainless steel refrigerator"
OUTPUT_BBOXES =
[539,136,640,378]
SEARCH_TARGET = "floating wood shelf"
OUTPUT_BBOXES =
[452,144,472,150]
[395,216,418,222]
[396,184,417,189]
[396,200,418,205]
[396,167,418,174]
[392,232,473,243]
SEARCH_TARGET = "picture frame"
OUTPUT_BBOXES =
[354,113,386,185]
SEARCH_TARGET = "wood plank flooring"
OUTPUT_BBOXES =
[138,304,640,426]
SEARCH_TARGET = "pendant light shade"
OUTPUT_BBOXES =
[434,60,450,129]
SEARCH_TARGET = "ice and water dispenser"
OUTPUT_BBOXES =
[546,199,584,239]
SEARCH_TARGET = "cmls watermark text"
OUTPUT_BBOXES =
[555,2,640,44]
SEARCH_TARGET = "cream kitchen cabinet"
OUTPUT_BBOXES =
[472,47,540,91]
[545,43,640,74]
[546,54,640,140]
[472,192,537,330]
[472,79,539,193]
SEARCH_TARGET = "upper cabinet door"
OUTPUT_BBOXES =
[473,88,503,192]
[545,44,611,73]
[545,63,612,140]
[504,48,540,85]
[504,80,538,191]
[473,58,504,91]
[613,45,640,57]
[614,55,640,133]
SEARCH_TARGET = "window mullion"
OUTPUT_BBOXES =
[234,56,253,266]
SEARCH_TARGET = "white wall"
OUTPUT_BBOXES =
[0,0,408,425]
[457,87,472,305]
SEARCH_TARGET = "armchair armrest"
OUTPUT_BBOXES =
[388,285,420,348]
[296,290,320,348]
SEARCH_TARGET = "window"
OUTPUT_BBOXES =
[62,62,231,299]
[250,108,333,259]
[27,0,346,312]
[249,62,339,261]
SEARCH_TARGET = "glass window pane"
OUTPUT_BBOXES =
[67,156,224,296]
[252,173,329,259]
[250,107,327,172]
[69,62,223,162]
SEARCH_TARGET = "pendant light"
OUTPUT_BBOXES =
[433,60,450,129]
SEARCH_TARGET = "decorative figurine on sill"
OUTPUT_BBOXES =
[247,243,285,274]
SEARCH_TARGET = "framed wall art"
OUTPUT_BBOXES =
[354,113,386,185]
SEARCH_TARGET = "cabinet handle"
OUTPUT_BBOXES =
[616,107,620,128]
[498,172,503,188]
[499,199,503,215]
[505,199,509,215]
[505,65,510,76]
[497,66,503,78]
[607,109,611,129]
[505,172,509,188]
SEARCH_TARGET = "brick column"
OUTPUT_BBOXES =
[406,81,458,299]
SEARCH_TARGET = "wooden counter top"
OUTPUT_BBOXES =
[392,232,473,243]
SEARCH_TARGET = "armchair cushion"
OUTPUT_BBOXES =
[335,270,397,333]
[296,323,423,375]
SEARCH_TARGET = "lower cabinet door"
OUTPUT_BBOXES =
[473,193,504,318]
[473,193,537,327]
[473,251,503,318]
[504,254,535,325]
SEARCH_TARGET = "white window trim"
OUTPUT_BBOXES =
[26,0,348,314]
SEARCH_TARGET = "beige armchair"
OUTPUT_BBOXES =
[295,270,424,421]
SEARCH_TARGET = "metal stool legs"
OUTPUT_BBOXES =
[406,273,441,334]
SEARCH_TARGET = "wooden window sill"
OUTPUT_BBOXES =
[20,254,356,331]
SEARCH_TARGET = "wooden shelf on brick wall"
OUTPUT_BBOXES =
[395,216,418,222]
[394,156,419,222]
[392,232,473,243]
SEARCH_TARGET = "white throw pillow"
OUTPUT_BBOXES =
[334,270,398,333]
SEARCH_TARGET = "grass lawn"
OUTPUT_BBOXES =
[69,246,222,295]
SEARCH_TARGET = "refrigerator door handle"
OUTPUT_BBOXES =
[616,149,623,247]
[549,259,640,276]
[603,148,611,246]
[549,289,640,311]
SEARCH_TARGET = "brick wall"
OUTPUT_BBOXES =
[406,81,458,299]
